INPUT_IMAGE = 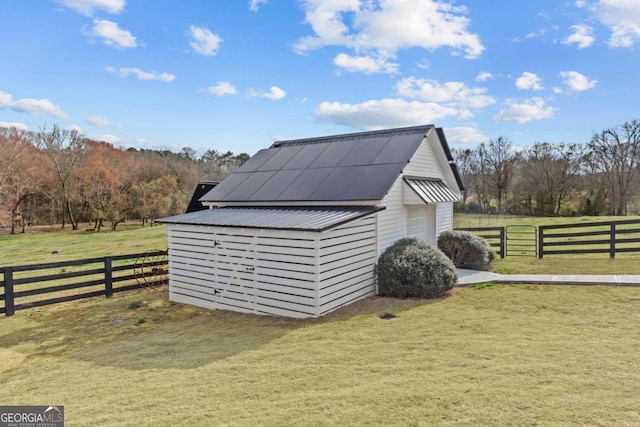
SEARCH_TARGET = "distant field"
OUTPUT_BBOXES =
[0,223,167,267]
[453,213,640,229]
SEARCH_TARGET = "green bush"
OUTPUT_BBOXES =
[376,238,458,299]
[437,230,496,271]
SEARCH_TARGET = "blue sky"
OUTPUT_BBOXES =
[1,0,639,156]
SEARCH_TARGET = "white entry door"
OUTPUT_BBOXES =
[407,205,436,245]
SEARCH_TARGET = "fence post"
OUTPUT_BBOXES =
[538,226,544,259]
[610,223,616,259]
[104,257,113,298]
[499,227,505,259]
[4,267,15,316]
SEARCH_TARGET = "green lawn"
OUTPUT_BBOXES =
[0,223,167,266]
[1,285,639,426]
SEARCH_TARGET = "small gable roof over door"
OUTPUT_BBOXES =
[201,125,435,205]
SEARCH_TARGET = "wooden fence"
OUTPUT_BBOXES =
[454,227,505,258]
[538,219,640,258]
[0,250,168,317]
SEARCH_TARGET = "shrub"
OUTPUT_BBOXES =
[437,230,496,271]
[376,238,457,299]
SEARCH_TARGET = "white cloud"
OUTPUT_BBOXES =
[250,86,286,100]
[53,0,125,16]
[85,19,136,48]
[0,90,69,119]
[476,71,493,82]
[207,81,237,96]
[562,24,595,48]
[189,25,222,56]
[515,72,543,90]
[94,134,122,144]
[333,53,398,74]
[592,0,640,47]
[68,124,84,133]
[0,121,29,131]
[494,97,555,124]
[444,126,488,144]
[314,98,460,130]
[559,70,597,92]
[396,77,495,109]
[86,115,112,126]
[249,0,267,12]
[106,66,176,82]
[576,0,587,7]
[294,0,484,74]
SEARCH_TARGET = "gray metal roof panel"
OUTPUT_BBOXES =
[404,177,461,203]
[157,206,385,232]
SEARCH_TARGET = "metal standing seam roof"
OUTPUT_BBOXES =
[404,176,461,203]
[157,206,385,232]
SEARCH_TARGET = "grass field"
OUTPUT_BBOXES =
[0,223,167,266]
[1,285,639,426]
[2,217,640,425]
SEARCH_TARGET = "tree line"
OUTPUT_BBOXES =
[453,119,640,217]
[0,124,249,233]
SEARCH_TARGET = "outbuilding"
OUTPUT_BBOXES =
[158,125,463,318]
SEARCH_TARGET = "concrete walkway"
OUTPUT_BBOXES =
[456,269,640,286]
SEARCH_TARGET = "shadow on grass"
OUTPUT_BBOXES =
[1,287,454,371]
[70,294,441,370]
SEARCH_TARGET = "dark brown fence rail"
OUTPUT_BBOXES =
[454,227,505,259]
[539,219,640,258]
[0,250,167,317]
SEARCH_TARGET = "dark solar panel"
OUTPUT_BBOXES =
[200,173,251,200]
[309,141,354,168]
[309,165,369,200]
[257,146,304,171]
[276,167,333,200]
[372,134,423,164]
[338,136,389,166]
[233,148,278,173]
[248,169,303,200]
[348,163,406,199]
[282,142,331,170]
[223,171,276,200]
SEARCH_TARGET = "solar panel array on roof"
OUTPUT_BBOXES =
[201,125,434,203]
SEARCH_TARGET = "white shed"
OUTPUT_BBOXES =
[158,125,463,318]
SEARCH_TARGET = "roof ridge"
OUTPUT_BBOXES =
[271,124,434,147]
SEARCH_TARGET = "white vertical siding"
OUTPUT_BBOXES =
[317,215,377,316]
[378,178,406,254]
[165,215,378,318]
[166,224,319,318]
[435,202,454,237]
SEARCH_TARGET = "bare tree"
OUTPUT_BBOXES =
[484,137,517,212]
[0,127,43,232]
[586,119,640,215]
[521,142,585,216]
[36,125,87,229]
[451,148,473,205]
[467,145,493,211]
